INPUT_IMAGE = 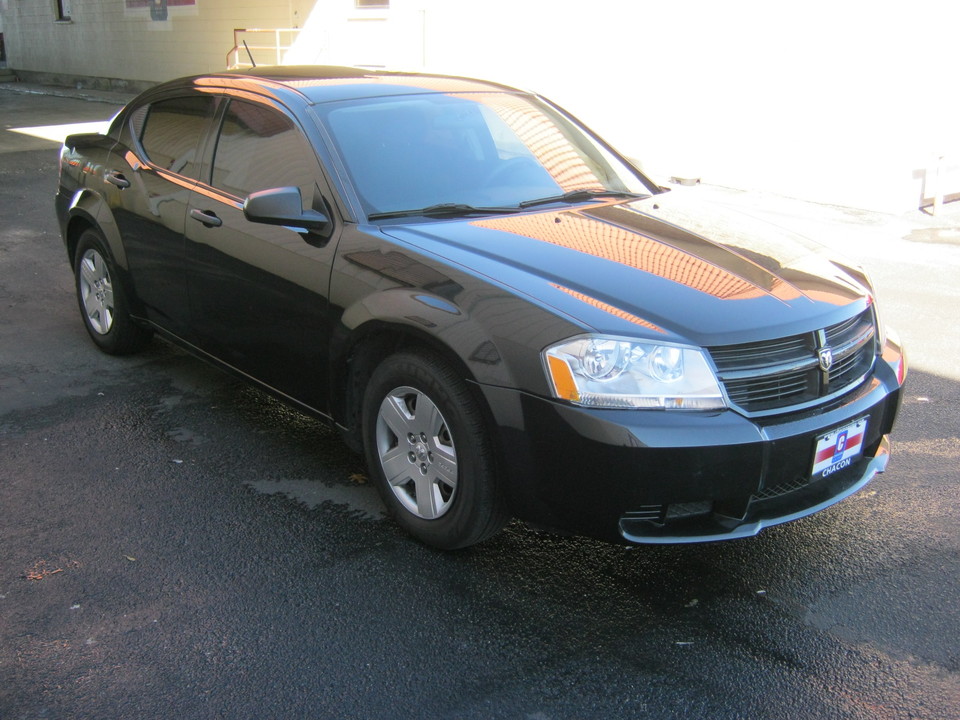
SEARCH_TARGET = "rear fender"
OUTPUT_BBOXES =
[63,188,150,319]
[65,188,127,270]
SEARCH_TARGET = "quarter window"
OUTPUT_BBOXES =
[211,100,317,201]
[139,96,215,178]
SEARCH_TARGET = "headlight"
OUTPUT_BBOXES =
[543,335,726,410]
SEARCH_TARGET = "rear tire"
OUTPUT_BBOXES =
[74,228,152,355]
[362,351,508,549]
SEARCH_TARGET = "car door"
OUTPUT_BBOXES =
[184,96,340,411]
[108,93,218,335]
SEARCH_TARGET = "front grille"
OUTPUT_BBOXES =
[708,308,877,415]
[622,502,713,526]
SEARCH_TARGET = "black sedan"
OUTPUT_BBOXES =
[55,66,906,549]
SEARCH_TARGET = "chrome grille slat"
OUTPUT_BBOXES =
[825,315,860,339]
[727,379,809,401]
[720,357,818,381]
[709,337,810,368]
[708,309,877,415]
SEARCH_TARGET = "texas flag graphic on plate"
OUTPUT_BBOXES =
[811,417,868,479]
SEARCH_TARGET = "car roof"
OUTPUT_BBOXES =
[197,65,525,104]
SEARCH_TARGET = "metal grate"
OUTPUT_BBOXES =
[751,475,809,501]
[708,308,877,415]
[622,506,664,522]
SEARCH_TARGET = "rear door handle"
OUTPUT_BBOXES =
[104,171,130,189]
[190,208,223,228]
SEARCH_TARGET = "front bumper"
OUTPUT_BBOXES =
[618,435,890,543]
[480,341,905,544]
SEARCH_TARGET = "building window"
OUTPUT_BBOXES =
[56,1,73,21]
[356,0,389,8]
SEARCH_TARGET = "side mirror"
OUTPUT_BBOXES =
[243,186,329,231]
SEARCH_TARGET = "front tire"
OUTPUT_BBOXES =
[362,351,508,549]
[74,228,152,355]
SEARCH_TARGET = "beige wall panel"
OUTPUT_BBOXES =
[3,0,294,83]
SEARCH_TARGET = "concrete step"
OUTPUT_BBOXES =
[0,68,17,83]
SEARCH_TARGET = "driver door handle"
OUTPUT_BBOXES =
[190,208,223,228]
[104,171,130,189]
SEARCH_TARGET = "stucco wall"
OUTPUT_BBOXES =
[1,0,301,85]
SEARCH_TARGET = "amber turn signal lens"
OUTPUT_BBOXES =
[547,354,580,402]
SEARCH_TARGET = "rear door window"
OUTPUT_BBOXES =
[139,96,216,178]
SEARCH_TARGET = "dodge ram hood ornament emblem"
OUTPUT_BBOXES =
[819,347,834,372]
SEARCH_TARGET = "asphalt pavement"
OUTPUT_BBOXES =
[1,84,958,720]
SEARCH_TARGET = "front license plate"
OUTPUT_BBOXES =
[811,417,868,480]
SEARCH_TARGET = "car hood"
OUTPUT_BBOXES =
[380,191,873,347]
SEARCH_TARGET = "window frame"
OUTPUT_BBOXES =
[134,93,219,180]
[55,0,73,22]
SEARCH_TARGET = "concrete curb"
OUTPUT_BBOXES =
[0,80,135,105]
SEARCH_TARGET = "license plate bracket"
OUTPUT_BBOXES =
[811,416,868,480]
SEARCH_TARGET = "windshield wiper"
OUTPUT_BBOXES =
[367,203,520,221]
[518,189,646,209]
[367,191,645,221]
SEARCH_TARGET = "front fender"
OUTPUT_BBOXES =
[338,287,519,389]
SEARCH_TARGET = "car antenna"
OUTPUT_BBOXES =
[243,40,256,68]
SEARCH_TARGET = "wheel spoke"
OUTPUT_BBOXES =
[430,440,458,489]
[380,445,412,486]
[414,475,441,518]
[379,392,413,439]
[80,258,99,288]
[82,289,102,318]
[417,394,445,437]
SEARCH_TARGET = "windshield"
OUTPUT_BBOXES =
[316,92,655,219]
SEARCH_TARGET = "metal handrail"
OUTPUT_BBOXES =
[226,28,302,69]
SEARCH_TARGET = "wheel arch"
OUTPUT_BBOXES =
[332,318,503,458]
[63,189,127,270]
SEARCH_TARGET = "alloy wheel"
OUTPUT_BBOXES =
[78,248,114,335]
[375,385,458,520]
